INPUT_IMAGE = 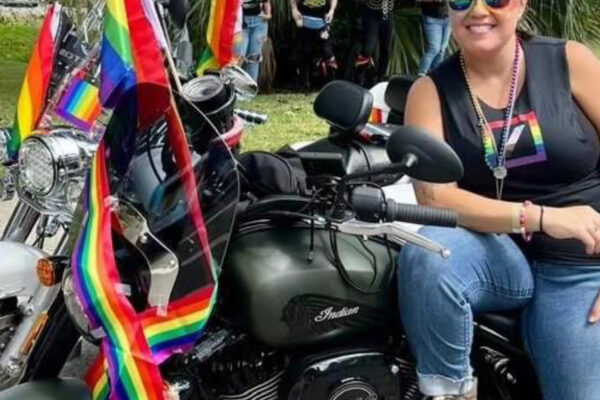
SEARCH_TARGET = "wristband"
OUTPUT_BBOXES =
[519,201,534,242]
[539,205,545,233]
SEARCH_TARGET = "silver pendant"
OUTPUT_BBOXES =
[493,166,507,180]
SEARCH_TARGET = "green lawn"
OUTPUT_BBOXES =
[0,21,326,152]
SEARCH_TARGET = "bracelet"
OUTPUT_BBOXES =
[511,204,522,234]
[539,205,545,233]
[519,201,534,242]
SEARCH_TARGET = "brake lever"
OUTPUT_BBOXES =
[334,220,451,259]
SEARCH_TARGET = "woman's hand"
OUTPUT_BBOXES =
[543,206,600,255]
[291,9,303,27]
[260,11,271,21]
[325,9,334,23]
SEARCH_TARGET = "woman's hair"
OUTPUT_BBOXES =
[517,28,535,41]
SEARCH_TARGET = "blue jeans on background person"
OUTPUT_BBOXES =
[398,226,600,399]
[236,15,268,82]
[418,15,451,76]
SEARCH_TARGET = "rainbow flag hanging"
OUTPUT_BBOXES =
[86,286,216,399]
[9,4,63,160]
[72,0,218,398]
[55,76,102,132]
[196,0,243,75]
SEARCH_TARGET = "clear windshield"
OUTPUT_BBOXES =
[75,87,241,308]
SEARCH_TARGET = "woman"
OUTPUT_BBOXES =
[237,0,271,82]
[291,0,338,88]
[354,0,395,85]
[417,0,451,76]
[398,0,600,399]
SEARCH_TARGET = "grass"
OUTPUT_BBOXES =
[0,23,39,126]
[0,21,326,151]
[239,93,327,152]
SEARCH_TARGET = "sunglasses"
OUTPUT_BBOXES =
[448,0,511,12]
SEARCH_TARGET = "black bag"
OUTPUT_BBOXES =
[237,151,308,198]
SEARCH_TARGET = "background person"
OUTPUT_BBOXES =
[354,0,395,86]
[237,0,272,82]
[291,0,339,88]
[417,0,451,76]
[398,0,600,399]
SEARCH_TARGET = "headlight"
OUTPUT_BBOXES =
[0,128,10,164]
[62,269,99,343]
[19,138,56,196]
[17,129,96,216]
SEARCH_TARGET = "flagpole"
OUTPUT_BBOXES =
[154,1,184,95]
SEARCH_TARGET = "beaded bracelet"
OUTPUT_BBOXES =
[520,201,534,242]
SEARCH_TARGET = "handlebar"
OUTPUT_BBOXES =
[234,109,268,125]
[350,186,458,228]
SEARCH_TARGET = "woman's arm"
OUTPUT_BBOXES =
[404,77,536,233]
[261,0,272,19]
[567,41,600,136]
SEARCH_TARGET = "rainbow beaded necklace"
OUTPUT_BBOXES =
[460,38,522,199]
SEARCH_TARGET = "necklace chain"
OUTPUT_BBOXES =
[460,39,522,199]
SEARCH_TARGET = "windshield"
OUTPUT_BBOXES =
[70,87,240,309]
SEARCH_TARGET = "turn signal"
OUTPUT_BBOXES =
[37,258,62,287]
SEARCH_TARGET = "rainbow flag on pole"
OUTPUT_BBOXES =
[196,0,243,75]
[55,76,102,132]
[9,4,63,160]
[72,0,218,398]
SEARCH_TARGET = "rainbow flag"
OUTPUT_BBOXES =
[196,0,243,75]
[73,0,218,398]
[86,286,217,399]
[9,4,63,160]
[55,76,102,132]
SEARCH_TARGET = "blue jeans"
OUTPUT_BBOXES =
[418,16,451,76]
[398,226,600,399]
[236,15,268,82]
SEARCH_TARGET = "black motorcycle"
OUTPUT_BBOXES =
[0,76,544,400]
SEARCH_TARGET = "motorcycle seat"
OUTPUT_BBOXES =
[475,310,521,343]
[0,379,91,400]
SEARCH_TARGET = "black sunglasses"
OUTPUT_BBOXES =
[448,0,511,12]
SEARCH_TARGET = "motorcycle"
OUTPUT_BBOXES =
[0,67,544,400]
[0,1,108,388]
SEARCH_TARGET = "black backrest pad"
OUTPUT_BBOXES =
[314,80,373,135]
[385,74,418,114]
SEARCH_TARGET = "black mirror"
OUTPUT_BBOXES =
[386,126,464,183]
[167,0,189,29]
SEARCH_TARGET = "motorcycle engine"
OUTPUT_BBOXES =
[286,350,401,400]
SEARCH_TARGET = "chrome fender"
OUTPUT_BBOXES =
[0,242,46,299]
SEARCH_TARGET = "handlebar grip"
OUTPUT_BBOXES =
[386,201,458,227]
[234,109,268,125]
[350,186,458,227]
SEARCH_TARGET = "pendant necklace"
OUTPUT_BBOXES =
[460,39,522,200]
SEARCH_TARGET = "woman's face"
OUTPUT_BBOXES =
[450,0,527,56]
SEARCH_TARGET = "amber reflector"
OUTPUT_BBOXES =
[37,258,56,287]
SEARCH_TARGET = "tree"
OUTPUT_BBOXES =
[174,0,600,86]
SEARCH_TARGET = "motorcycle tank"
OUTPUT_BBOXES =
[222,228,397,348]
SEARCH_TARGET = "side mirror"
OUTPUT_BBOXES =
[221,65,259,102]
[386,126,464,183]
[167,0,189,30]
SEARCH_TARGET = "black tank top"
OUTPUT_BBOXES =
[430,37,600,264]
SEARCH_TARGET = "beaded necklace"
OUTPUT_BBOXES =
[460,39,522,199]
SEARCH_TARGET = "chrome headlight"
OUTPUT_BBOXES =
[19,138,56,196]
[0,127,10,164]
[17,129,96,216]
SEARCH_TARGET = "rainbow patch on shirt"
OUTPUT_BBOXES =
[488,111,547,169]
